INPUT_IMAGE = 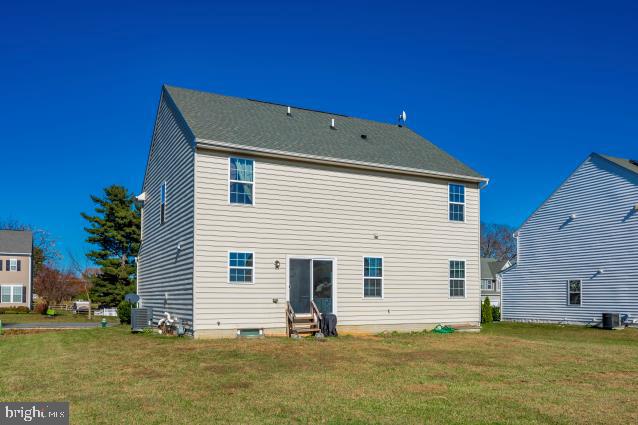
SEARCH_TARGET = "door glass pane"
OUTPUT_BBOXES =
[289,259,311,313]
[313,260,333,314]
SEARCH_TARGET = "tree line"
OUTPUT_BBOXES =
[1,184,140,307]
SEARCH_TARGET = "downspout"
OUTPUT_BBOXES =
[477,178,489,326]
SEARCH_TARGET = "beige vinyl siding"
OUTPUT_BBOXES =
[194,149,480,332]
[0,254,31,308]
[137,92,195,325]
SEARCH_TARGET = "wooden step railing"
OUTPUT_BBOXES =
[286,301,321,337]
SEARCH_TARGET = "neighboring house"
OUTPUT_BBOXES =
[480,257,513,307]
[137,85,487,338]
[0,230,33,310]
[502,153,638,324]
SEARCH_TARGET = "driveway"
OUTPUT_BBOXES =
[2,322,113,329]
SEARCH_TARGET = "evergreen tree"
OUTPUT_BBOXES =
[481,297,493,323]
[81,185,140,306]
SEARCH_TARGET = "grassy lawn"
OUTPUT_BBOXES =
[0,311,119,324]
[1,322,637,424]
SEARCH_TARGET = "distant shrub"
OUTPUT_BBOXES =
[35,301,49,315]
[481,297,493,323]
[492,306,501,321]
[117,301,132,324]
[0,306,30,314]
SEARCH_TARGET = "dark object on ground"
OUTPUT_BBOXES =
[320,313,338,337]
[602,313,621,329]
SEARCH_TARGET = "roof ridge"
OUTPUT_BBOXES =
[162,84,486,181]
[164,84,407,129]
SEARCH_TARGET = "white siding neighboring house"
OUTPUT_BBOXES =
[502,153,638,325]
[480,257,513,307]
[137,85,488,338]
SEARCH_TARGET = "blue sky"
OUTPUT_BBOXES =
[1,1,636,265]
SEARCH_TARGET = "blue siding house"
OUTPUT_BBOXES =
[502,153,638,325]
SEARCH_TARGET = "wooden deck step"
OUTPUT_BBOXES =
[293,327,320,334]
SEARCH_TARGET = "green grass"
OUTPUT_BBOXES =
[1,322,637,424]
[0,310,118,324]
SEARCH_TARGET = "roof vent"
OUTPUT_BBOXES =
[361,134,367,139]
[287,106,291,116]
[397,110,407,127]
[330,118,336,129]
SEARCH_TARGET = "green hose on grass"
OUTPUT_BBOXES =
[432,324,455,334]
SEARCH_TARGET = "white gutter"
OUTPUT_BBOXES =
[195,137,489,184]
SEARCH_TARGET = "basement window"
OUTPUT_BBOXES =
[568,280,581,305]
[237,328,263,337]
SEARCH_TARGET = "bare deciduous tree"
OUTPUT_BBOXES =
[34,266,87,304]
[481,222,517,261]
[0,219,61,276]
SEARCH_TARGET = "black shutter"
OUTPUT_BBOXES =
[0,260,2,271]
[5,260,8,270]
[22,286,27,304]
[17,260,21,271]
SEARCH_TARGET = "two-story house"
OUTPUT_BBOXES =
[502,153,638,324]
[480,257,513,307]
[137,85,488,338]
[0,230,33,310]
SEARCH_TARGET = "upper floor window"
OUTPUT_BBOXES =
[449,184,465,221]
[160,181,167,225]
[229,158,254,205]
[363,257,383,298]
[229,252,254,283]
[5,259,20,272]
[481,279,494,291]
[568,279,581,305]
[449,260,466,297]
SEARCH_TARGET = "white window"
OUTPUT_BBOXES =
[229,252,254,283]
[160,181,167,225]
[1,285,23,303]
[363,257,383,298]
[449,184,465,222]
[9,259,18,271]
[481,279,494,291]
[449,260,466,297]
[568,280,581,305]
[229,158,254,205]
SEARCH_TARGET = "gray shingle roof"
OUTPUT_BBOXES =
[597,153,638,176]
[481,257,508,280]
[164,85,485,181]
[0,230,33,254]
